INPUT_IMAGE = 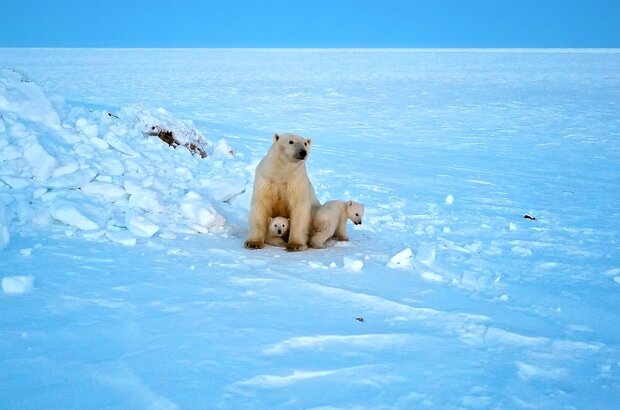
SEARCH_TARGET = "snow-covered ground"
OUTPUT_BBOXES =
[1,48,619,409]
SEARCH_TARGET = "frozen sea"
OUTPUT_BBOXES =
[1,48,619,409]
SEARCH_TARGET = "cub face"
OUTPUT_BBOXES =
[273,133,312,163]
[268,216,290,237]
[347,201,365,225]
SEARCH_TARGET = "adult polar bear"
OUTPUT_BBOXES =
[244,133,320,251]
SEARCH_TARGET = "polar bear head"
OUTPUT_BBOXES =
[273,133,312,163]
[347,201,365,225]
[268,216,290,237]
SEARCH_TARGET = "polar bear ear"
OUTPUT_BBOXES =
[348,200,353,207]
[306,138,312,146]
[273,133,280,142]
[268,217,273,223]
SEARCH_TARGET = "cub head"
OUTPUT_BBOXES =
[273,133,312,163]
[346,201,365,225]
[268,216,290,237]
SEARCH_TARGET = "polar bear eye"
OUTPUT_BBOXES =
[288,140,294,145]
[355,213,359,217]
[304,142,308,146]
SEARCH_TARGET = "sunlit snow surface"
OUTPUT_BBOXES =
[1,49,619,409]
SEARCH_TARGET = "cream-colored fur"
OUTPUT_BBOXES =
[310,200,364,249]
[244,133,320,251]
[265,216,289,247]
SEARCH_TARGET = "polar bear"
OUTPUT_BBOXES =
[310,200,364,249]
[265,216,289,247]
[244,133,320,251]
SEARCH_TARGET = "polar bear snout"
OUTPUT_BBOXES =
[354,220,362,225]
[296,149,307,160]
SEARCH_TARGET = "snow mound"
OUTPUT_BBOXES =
[343,256,364,271]
[387,247,413,269]
[2,275,34,294]
[0,70,247,250]
[0,69,62,130]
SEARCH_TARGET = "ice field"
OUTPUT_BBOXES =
[1,48,619,408]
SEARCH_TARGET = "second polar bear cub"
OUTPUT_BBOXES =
[310,200,365,249]
[265,217,290,247]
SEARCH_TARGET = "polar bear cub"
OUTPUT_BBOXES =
[265,216,290,247]
[310,200,364,249]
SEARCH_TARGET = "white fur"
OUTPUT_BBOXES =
[244,133,320,251]
[310,200,364,249]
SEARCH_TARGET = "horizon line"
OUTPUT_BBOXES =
[2,46,620,52]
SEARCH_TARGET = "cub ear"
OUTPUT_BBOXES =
[273,133,280,142]
[268,217,273,223]
[306,138,312,145]
[348,200,353,207]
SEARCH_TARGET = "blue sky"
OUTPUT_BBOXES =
[1,0,619,48]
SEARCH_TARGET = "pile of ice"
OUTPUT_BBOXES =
[0,68,248,248]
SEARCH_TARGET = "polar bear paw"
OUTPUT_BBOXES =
[244,240,264,250]
[286,243,308,252]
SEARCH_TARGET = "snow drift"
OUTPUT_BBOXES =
[0,68,245,247]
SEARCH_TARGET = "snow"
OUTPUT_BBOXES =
[415,243,437,265]
[1,48,620,408]
[0,205,9,250]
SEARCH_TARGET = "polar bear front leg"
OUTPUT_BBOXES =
[244,200,268,250]
[286,205,310,252]
[334,216,349,241]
